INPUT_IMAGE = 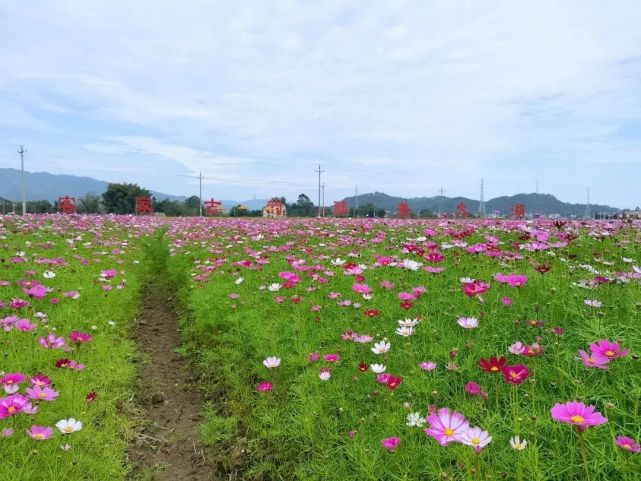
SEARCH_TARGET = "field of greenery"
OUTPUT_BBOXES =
[1,215,640,481]
[0,215,153,481]
[166,217,641,481]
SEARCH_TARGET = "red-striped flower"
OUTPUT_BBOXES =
[479,356,506,373]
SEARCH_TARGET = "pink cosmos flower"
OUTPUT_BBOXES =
[502,365,530,385]
[69,330,93,344]
[39,334,66,349]
[578,350,610,369]
[501,297,513,306]
[0,394,30,418]
[30,374,52,387]
[308,352,320,362]
[589,339,629,360]
[424,408,469,446]
[381,437,401,452]
[26,385,59,401]
[615,436,640,453]
[26,425,53,441]
[465,381,488,399]
[352,283,372,295]
[319,368,331,381]
[398,292,416,301]
[550,401,608,431]
[462,280,490,298]
[508,341,526,355]
[256,382,273,392]
[1,428,13,438]
[0,373,26,394]
[495,273,528,287]
[324,354,341,362]
[15,318,37,331]
[419,361,437,371]
[458,317,479,329]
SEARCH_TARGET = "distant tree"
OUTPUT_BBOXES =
[155,198,190,217]
[26,200,54,213]
[101,183,151,214]
[77,193,102,214]
[184,195,201,210]
[229,205,249,217]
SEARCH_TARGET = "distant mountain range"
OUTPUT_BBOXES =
[0,168,186,202]
[0,168,621,216]
[342,192,619,216]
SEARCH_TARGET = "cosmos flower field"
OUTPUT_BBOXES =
[1,215,640,480]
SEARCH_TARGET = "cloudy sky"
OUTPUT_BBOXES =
[1,1,640,207]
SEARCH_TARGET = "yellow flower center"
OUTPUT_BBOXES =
[471,437,481,445]
[570,415,585,423]
[622,443,631,450]
[510,371,519,379]
[444,428,454,436]
[605,350,614,357]
[7,406,15,414]
[64,426,73,433]
[39,392,47,399]
[34,433,44,439]
[490,366,499,372]
[6,380,13,385]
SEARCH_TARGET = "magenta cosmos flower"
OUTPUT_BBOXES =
[578,350,610,369]
[615,436,640,453]
[589,339,628,360]
[462,281,490,297]
[381,436,401,452]
[26,385,59,401]
[550,401,608,431]
[495,273,528,287]
[256,382,273,392]
[502,365,530,385]
[424,408,469,446]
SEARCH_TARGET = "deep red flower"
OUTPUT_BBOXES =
[385,375,403,390]
[479,356,507,373]
[86,391,97,403]
[400,301,413,310]
[364,309,380,317]
[358,362,368,372]
[55,358,72,368]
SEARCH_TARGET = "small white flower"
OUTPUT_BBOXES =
[319,369,331,381]
[43,271,56,279]
[401,259,422,271]
[56,418,82,434]
[510,435,527,451]
[267,283,282,292]
[262,357,281,369]
[371,340,391,354]
[370,364,386,374]
[235,277,244,285]
[397,318,420,327]
[331,258,345,266]
[395,326,415,337]
[460,277,475,284]
[621,257,633,263]
[406,412,427,427]
[584,299,602,308]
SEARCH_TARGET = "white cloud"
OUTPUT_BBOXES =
[0,1,640,205]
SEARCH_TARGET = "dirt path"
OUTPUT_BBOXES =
[128,282,215,480]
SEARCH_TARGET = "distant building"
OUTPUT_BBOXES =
[262,199,287,218]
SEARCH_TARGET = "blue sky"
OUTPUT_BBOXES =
[1,1,640,207]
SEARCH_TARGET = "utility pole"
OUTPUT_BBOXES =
[198,172,204,217]
[438,187,445,217]
[18,145,26,215]
[354,185,359,218]
[315,164,324,217]
[321,183,326,217]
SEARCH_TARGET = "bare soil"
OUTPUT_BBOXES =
[128,285,217,481]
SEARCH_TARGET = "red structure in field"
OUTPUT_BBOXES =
[397,201,411,219]
[204,198,224,216]
[262,198,287,218]
[58,196,77,214]
[135,196,154,215]
[456,202,469,218]
[333,200,349,217]
[511,203,525,219]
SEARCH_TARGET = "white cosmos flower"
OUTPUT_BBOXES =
[395,326,415,337]
[371,341,391,354]
[370,364,386,373]
[267,283,282,292]
[460,277,475,284]
[510,436,527,451]
[43,271,56,279]
[331,258,345,266]
[584,299,602,308]
[398,318,420,327]
[401,259,422,271]
[457,317,479,329]
[56,418,82,434]
[406,412,426,427]
[262,357,281,368]
[234,277,244,285]
[319,369,331,381]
